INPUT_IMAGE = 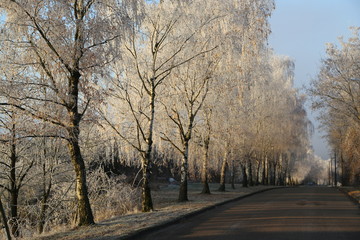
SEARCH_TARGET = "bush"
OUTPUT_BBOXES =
[87,167,141,221]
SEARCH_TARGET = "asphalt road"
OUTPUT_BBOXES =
[139,187,360,240]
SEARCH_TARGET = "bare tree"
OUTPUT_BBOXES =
[0,105,34,237]
[161,53,216,201]
[34,138,66,234]
[197,107,213,194]
[309,27,360,185]
[0,0,142,225]
[0,193,12,240]
[102,0,217,209]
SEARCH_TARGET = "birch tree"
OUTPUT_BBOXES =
[210,0,274,188]
[103,0,217,209]
[197,106,213,194]
[309,27,360,185]
[0,0,142,225]
[161,52,217,201]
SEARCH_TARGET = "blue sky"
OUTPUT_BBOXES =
[269,0,360,160]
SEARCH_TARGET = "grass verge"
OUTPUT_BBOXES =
[33,183,277,240]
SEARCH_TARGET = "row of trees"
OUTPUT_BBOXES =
[0,0,312,238]
[310,27,360,186]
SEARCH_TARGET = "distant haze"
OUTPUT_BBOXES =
[269,0,360,160]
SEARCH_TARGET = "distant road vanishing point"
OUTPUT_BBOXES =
[139,187,360,240]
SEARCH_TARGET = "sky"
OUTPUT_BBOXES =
[268,0,360,160]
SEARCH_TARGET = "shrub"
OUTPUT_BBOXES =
[87,167,141,221]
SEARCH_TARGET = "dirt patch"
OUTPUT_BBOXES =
[32,183,274,240]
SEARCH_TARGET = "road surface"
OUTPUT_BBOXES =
[139,187,360,240]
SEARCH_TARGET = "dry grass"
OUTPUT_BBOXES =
[348,190,360,203]
[339,187,360,204]
[32,183,273,240]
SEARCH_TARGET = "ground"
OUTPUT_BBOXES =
[25,184,360,240]
[32,183,274,240]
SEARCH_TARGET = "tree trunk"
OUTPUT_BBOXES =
[272,161,277,185]
[67,64,94,225]
[38,159,51,234]
[283,169,287,186]
[334,152,337,186]
[9,137,19,237]
[218,150,228,192]
[0,195,11,240]
[256,159,261,185]
[179,142,189,201]
[9,190,19,237]
[201,137,211,194]
[278,154,284,186]
[140,89,155,211]
[201,178,210,194]
[38,194,48,234]
[230,159,236,189]
[248,158,254,186]
[141,152,153,211]
[242,164,248,188]
[262,156,267,185]
[340,152,348,186]
[329,159,332,186]
[68,128,94,226]
[266,156,270,185]
[113,140,121,170]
